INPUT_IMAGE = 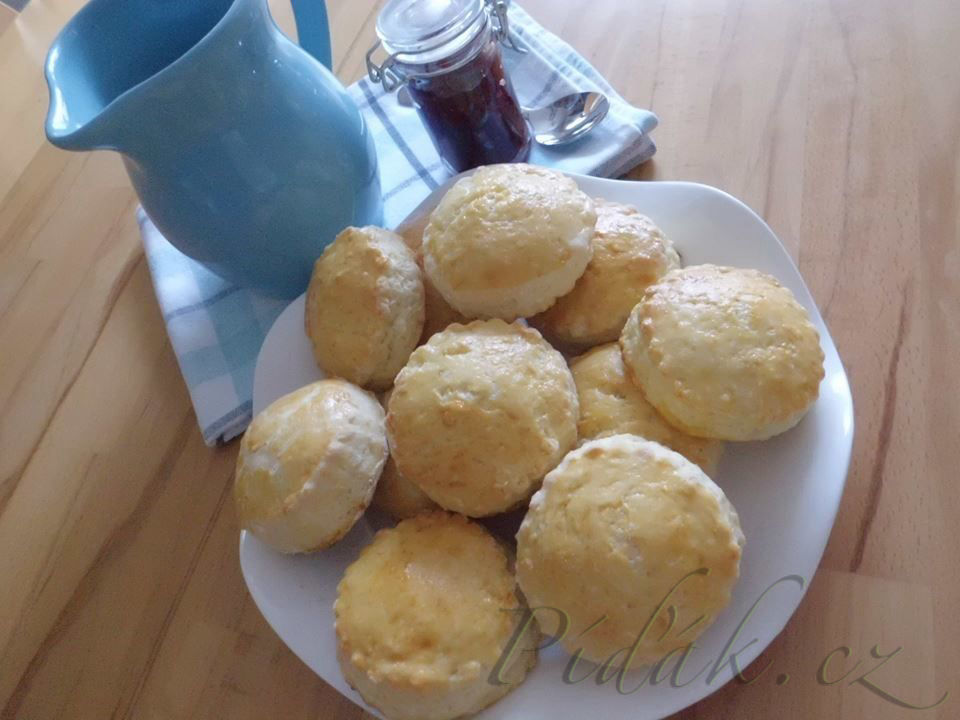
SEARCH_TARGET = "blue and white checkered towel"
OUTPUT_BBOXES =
[141,4,658,446]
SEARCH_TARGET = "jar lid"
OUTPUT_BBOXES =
[376,0,486,62]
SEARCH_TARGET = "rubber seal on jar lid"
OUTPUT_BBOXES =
[376,0,486,62]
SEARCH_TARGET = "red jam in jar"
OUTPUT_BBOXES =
[369,0,531,173]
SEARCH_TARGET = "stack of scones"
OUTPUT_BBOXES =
[233,164,825,720]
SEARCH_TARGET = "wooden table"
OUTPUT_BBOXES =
[1,0,957,717]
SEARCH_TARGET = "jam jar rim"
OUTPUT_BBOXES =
[376,0,486,62]
[389,13,494,78]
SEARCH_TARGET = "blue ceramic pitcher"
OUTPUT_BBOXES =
[45,0,381,297]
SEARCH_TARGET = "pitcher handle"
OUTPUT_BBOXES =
[290,0,332,70]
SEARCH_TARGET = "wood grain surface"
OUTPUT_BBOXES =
[1,0,958,718]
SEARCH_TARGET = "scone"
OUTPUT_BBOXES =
[570,343,723,475]
[620,264,825,440]
[397,222,468,342]
[371,391,438,520]
[532,201,680,347]
[234,379,387,553]
[422,164,596,319]
[336,512,539,720]
[305,226,425,391]
[388,319,578,516]
[516,435,744,664]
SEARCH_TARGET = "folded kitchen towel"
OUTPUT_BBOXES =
[140,3,658,446]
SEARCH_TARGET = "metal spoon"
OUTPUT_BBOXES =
[523,91,610,146]
[396,89,610,146]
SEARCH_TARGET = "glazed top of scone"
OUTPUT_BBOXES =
[386,319,578,516]
[621,264,824,439]
[422,164,596,292]
[335,512,520,685]
[304,225,424,390]
[516,434,743,662]
[234,379,387,553]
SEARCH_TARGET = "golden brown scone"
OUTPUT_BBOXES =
[620,264,825,441]
[532,201,680,347]
[516,435,744,664]
[388,319,578,517]
[570,343,723,475]
[398,226,468,342]
[234,380,387,553]
[305,226,425,391]
[422,164,596,320]
[336,512,539,720]
[371,390,438,521]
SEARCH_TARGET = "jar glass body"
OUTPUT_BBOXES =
[391,17,530,173]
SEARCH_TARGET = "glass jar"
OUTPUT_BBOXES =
[367,0,531,173]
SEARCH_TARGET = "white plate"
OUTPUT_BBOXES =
[242,174,854,720]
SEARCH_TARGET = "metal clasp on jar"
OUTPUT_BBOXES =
[487,0,526,53]
[365,42,404,93]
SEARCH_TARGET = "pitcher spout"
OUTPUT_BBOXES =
[45,45,116,152]
[43,0,244,154]
[42,0,152,154]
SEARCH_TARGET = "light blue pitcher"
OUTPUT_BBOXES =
[44,0,381,297]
